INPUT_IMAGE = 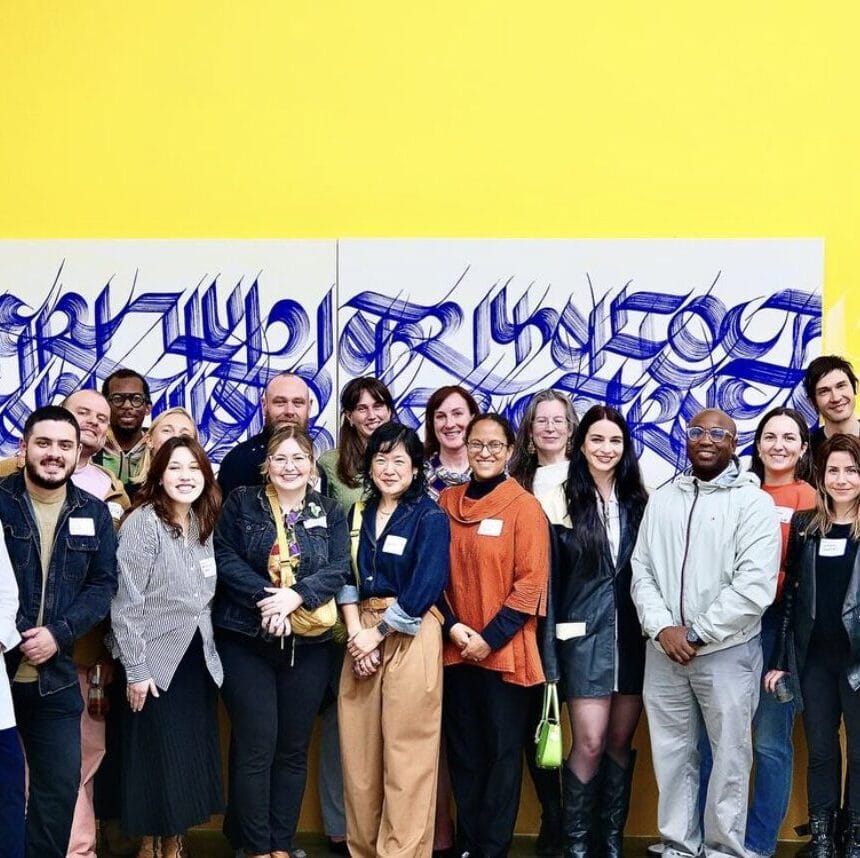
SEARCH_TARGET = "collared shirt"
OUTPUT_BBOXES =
[111,505,222,690]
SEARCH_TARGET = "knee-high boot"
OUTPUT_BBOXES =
[563,766,600,858]
[598,751,636,858]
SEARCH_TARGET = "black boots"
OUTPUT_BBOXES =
[809,810,838,858]
[562,767,600,858]
[845,812,860,858]
[598,751,636,858]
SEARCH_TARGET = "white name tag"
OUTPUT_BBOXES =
[304,516,327,529]
[775,506,795,524]
[200,557,217,578]
[820,538,848,557]
[382,535,407,555]
[556,622,587,640]
[477,518,503,537]
[69,517,95,536]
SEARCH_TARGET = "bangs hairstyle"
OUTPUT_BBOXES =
[133,407,199,486]
[424,386,480,458]
[465,413,516,447]
[749,406,812,484]
[362,423,426,503]
[565,405,648,574]
[803,355,858,410]
[808,434,860,539]
[509,389,579,492]
[335,377,395,489]
[261,425,317,481]
[128,436,221,543]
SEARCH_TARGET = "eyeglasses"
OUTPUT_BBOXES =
[268,454,310,468]
[532,417,569,429]
[685,427,734,443]
[466,440,508,455]
[107,393,149,408]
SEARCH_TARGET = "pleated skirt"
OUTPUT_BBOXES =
[120,633,223,836]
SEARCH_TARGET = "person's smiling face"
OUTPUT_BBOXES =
[686,410,737,481]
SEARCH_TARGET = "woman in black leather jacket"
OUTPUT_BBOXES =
[554,405,648,858]
[766,434,860,858]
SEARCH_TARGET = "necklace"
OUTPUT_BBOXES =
[377,506,397,516]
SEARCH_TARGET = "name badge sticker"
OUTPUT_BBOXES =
[820,538,848,558]
[477,518,503,537]
[200,557,217,578]
[304,516,327,529]
[382,535,407,555]
[774,506,795,524]
[69,517,95,536]
[556,622,587,640]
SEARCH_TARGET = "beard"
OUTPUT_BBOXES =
[25,457,75,490]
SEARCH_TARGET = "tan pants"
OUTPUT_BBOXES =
[339,604,443,858]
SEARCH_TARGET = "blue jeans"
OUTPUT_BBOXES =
[699,612,795,855]
[12,681,83,858]
[0,725,26,858]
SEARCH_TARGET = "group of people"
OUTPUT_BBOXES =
[1,353,860,858]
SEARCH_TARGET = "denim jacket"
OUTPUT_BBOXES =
[0,472,118,696]
[213,486,351,643]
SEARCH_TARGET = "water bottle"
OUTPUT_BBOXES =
[773,676,794,704]
[87,663,110,718]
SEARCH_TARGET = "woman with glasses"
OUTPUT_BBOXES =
[439,414,551,858]
[213,427,351,858]
[316,377,395,854]
[554,405,649,858]
[110,437,223,858]
[509,389,579,855]
[337,423,450,858]
[766,434,860,858]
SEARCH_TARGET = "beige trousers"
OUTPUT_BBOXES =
[339,603,443,858]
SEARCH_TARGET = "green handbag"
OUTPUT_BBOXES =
[534,681,562,769]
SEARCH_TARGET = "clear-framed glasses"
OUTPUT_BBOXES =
[685,426,734,443]
[532,417,569,429]
[268,454,310,469]
[107,393,148,408]
[466,440,508,455]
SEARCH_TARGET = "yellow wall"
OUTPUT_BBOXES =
[2,0,857,838]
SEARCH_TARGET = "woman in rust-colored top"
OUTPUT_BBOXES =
[438,413,550,858]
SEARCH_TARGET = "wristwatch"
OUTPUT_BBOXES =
[686,627,704,648]
[376,620,394,638]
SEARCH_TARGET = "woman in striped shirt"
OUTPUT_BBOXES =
[110,436,224,858]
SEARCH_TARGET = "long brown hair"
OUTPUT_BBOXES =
[808,434,860,539]
[423,385,480,458]
[335,377,394,488]
[128,436,221,543]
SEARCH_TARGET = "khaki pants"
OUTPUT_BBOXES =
[339,604,443,858]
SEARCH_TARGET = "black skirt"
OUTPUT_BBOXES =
[120,633,223,836]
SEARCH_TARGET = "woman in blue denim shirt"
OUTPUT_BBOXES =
[337,423,450,858]
[213,426,351,858]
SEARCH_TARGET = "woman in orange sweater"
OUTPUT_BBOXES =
[438,413,550,858]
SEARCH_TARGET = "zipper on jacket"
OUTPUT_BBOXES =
[678,482,700,626]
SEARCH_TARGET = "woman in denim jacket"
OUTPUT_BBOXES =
[338,423,450,858]
[213,426,351,858]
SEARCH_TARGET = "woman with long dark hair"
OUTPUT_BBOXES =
[555,405,648,858]
[440,413,550,857]
[110,436,223,858]
[315,376,394,853]
[338,423,450,857]
[767,434,860,858]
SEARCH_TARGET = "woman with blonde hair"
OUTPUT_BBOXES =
[129,407,198,497]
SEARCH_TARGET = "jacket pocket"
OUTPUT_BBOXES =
[63,536,101,580]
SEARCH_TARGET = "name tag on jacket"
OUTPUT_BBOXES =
[820,538,847,557]
[477,518,503,537]
[382,535,407,555]
[303,516,327,529]
[556,622,587,640]
[69,517,95,536]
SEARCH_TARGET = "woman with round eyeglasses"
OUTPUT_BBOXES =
[213,427,351,858]
[315,377,395,853]
[553,405,649,858]
[509,389,579,854]
[110,437,223,858]
[439,414,551,858]
[337,423,450,858]
[424,385,481,501]
[766,434,860,858]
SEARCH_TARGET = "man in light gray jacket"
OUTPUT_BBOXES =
[631,408,781,858]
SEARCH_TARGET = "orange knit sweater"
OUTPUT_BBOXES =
[439,479,549,686]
